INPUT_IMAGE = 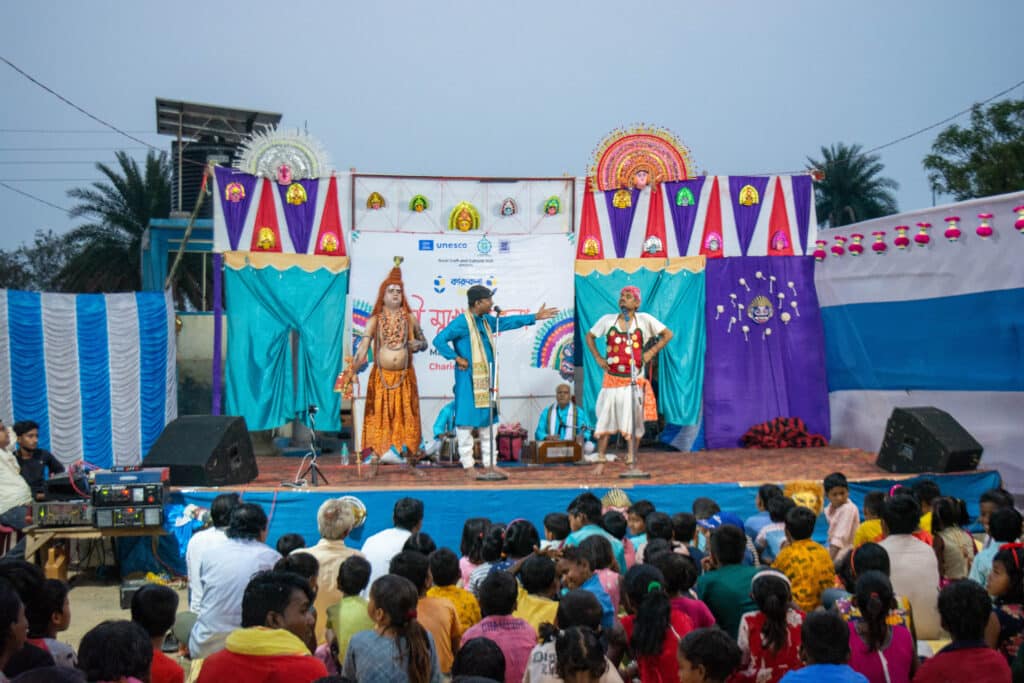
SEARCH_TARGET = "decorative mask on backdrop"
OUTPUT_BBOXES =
[544,196,561,216]
[409,195,429,212]
[500,198,517,217]
[367,192,385,210]
[224,182,246,203]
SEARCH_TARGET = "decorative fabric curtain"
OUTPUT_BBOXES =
[729,176,770,256]
[703,256,829,448]
[277,178,320,254]
[791,175,813,255]
[664,178,706,256]
[574,257,706,449]
[0,289,176,466]
[604,189,640,258]
[213,166,258,251]
[224,253,349,431]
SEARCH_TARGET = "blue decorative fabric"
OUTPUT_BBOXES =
[76,295,112,468]
[136,292,168,456]
[7,290,51,449]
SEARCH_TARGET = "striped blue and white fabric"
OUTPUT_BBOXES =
[0,289,176,468]
[815,190,1024,491]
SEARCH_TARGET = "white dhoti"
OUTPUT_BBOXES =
[456,427,496,469]
[594,384,646,439]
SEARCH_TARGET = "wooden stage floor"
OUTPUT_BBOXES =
[236,446,895,491]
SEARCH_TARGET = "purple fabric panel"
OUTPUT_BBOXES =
[702,256,830,448]
[277,178,320,253]
[213,166,257,251]
[728,176,771,256]
[211,252,223,415]
[791,175,813,255]
[664,178,706,256]
[603,188,640,258]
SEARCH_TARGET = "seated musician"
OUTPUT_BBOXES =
[534,384,596,458]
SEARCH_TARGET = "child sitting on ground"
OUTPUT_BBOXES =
[824,472,859,567]
[390,550,461,675]
[695,525,759,639]
[427,547,481,634]
[580,535,622,613]
[756,497,796,565]
[984,542,1024,664]
[467,523,506,596]
[458,517,490,585]
[555,626,610,683]
[931,496,975,585]
[557,546,615,630]
[735,570,804,683]
[28,578,75,668]
[746,484,784,541]
[601,510,636,569]
[542,512,571,552]
[846,571,916,683]
[130,584,184,683]
[692,498,721,554]
[275,532,306,557]
[326,555,374,666]
[461,570,537,683]
[978,488,1016,548]
[969,507,1022,587]
[772,506,835,613]
[526,590,622,683]
[913,479,942,536]
[626,500,656,554]
[852,491,886,547]
[779,611,868,682]
[275,551,320,593]
[672,512,705,573]
[513,554,559,633]
[650,553,715,629]
[677,627,742,683]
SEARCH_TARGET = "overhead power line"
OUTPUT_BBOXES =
[0,181,72,215]
[0,128,158,134]
[0,146,151,152]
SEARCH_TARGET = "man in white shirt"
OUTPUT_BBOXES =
[584,286,673,473]
[189,502,281,659]
[878,492,943,639]
[0,420,33,560]
[185,493,240,613]
[359,497,423,594]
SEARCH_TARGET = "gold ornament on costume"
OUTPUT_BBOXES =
[367,192,385,210]
[612,189,632,209]
[583,237,600,257]
[285,182,307,205]
[739,184,760,206]
[255,227,276,250]
[589,124,695,191]
[448,201,480,231]
[784,480,825,515]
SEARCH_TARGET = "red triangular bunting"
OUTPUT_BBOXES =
[699,177,724,259]
[641,183,668,258]
[250,178,282,252]
[314,176,346,256]
[576,177,605,259]
[766,177,795,256]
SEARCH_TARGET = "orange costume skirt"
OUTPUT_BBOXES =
[362,365,422,456]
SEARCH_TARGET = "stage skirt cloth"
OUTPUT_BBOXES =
[594,374,657,438]
[362,366,421,455]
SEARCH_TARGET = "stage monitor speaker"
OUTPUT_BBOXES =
[143,416,258,486]
[876,407,982,474]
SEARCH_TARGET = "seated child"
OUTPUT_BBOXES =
[458,517,490,585]
[326,555,375,664]
[275,532,306,557]
[275,551,319,594]
[692,498,721,554]
[580,535,621,613]
[626,499,656,553]
[778,611,868,682]
[646,511,690,559]
[672,513,705,572]
[969,507,1022,588]
[846,571,916,683]
[461,571,537,683]
[452,636,506,682]
[677,627,742,683]
[513,554,559,633]
[852,491,886,548]
[650,553,715,629]
[403,531,437,557]
[695,525,760,639]
[390,550,460,674]
[525,590,621,683]
[735,570,804,683]
[27,579,75,669]
[931,496,975,584]
[130,585,184,683]
[601,510,636,569]
[772,506,835,613]
[554,626,611,682]
[978,488,1016,547]
[557,546,615,630]
[746,484,784,541]
[467,523,506,596]
[913,479,942,536]
[984,543,1024,664]
[427,547,480,634]
[916,579,1011,683]
[757,497,796,565]
[824,472,859,566]
[541,512,571,552]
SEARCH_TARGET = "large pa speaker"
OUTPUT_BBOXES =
[143,416,258,486]
[876,407,982,474]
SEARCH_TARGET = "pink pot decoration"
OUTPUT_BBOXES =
[831,235,847,256]
[893,225,910,249]
[1014,205,1024,233]
[944,215,961,242]
[871,231,887,254]
[848,233,865,256]
[812,239,827,262]
[914,222,931,246]
[977,212,994,239]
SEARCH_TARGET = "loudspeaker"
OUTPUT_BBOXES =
[876,407,983,474]
[143,416,258,486]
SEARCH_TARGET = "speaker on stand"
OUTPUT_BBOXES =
[143,416,259,486]
[876,407,983,474]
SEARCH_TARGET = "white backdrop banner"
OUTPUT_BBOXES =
[348,231,576,439]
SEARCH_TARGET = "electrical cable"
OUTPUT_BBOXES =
[0,180,72,214]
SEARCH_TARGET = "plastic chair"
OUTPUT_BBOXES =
[0,524,15,557]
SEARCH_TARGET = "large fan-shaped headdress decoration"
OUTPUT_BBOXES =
[589,125,695,191]
[234,127,331,181]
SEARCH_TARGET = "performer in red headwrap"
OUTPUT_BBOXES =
[585,285,673,474]
[352,257,428,474]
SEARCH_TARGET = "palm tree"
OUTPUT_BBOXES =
[61,151,208,308]
[807,143,899,227]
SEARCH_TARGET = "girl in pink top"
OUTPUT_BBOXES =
[847,571,916,683]
[579,536,621,614]
[458,517,489,586]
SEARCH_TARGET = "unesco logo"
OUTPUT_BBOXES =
[477,237,492,255]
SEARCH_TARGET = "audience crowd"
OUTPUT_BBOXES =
[0,468,1021,682]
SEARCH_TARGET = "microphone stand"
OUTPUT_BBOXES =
[478,306,508,481]
[620,309,650,480]
[297,408,329,486]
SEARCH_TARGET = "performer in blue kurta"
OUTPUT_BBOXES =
[433,285,557,474]
[534,383,597,458]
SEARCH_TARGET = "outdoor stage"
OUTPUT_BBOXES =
[169,446,1001,557]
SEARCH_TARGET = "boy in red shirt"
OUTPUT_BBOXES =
[131,585,184,683]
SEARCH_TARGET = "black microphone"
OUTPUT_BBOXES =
[493,305,503,315]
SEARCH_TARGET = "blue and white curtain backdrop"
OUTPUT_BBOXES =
[0,289,177,467]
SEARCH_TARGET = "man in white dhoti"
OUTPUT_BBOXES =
[584,285,673,475]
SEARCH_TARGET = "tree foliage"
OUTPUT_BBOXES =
[923,99,1024,201]
[807,142,899,227]
[0,229,74,291]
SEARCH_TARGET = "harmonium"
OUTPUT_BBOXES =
[536,440,581,464]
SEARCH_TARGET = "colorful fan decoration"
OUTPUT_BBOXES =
[234,127,331,181]
[589,124,695,191]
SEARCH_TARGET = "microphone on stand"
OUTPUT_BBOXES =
[493,305,503,316]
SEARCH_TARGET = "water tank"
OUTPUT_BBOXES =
[171,141,237,218]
